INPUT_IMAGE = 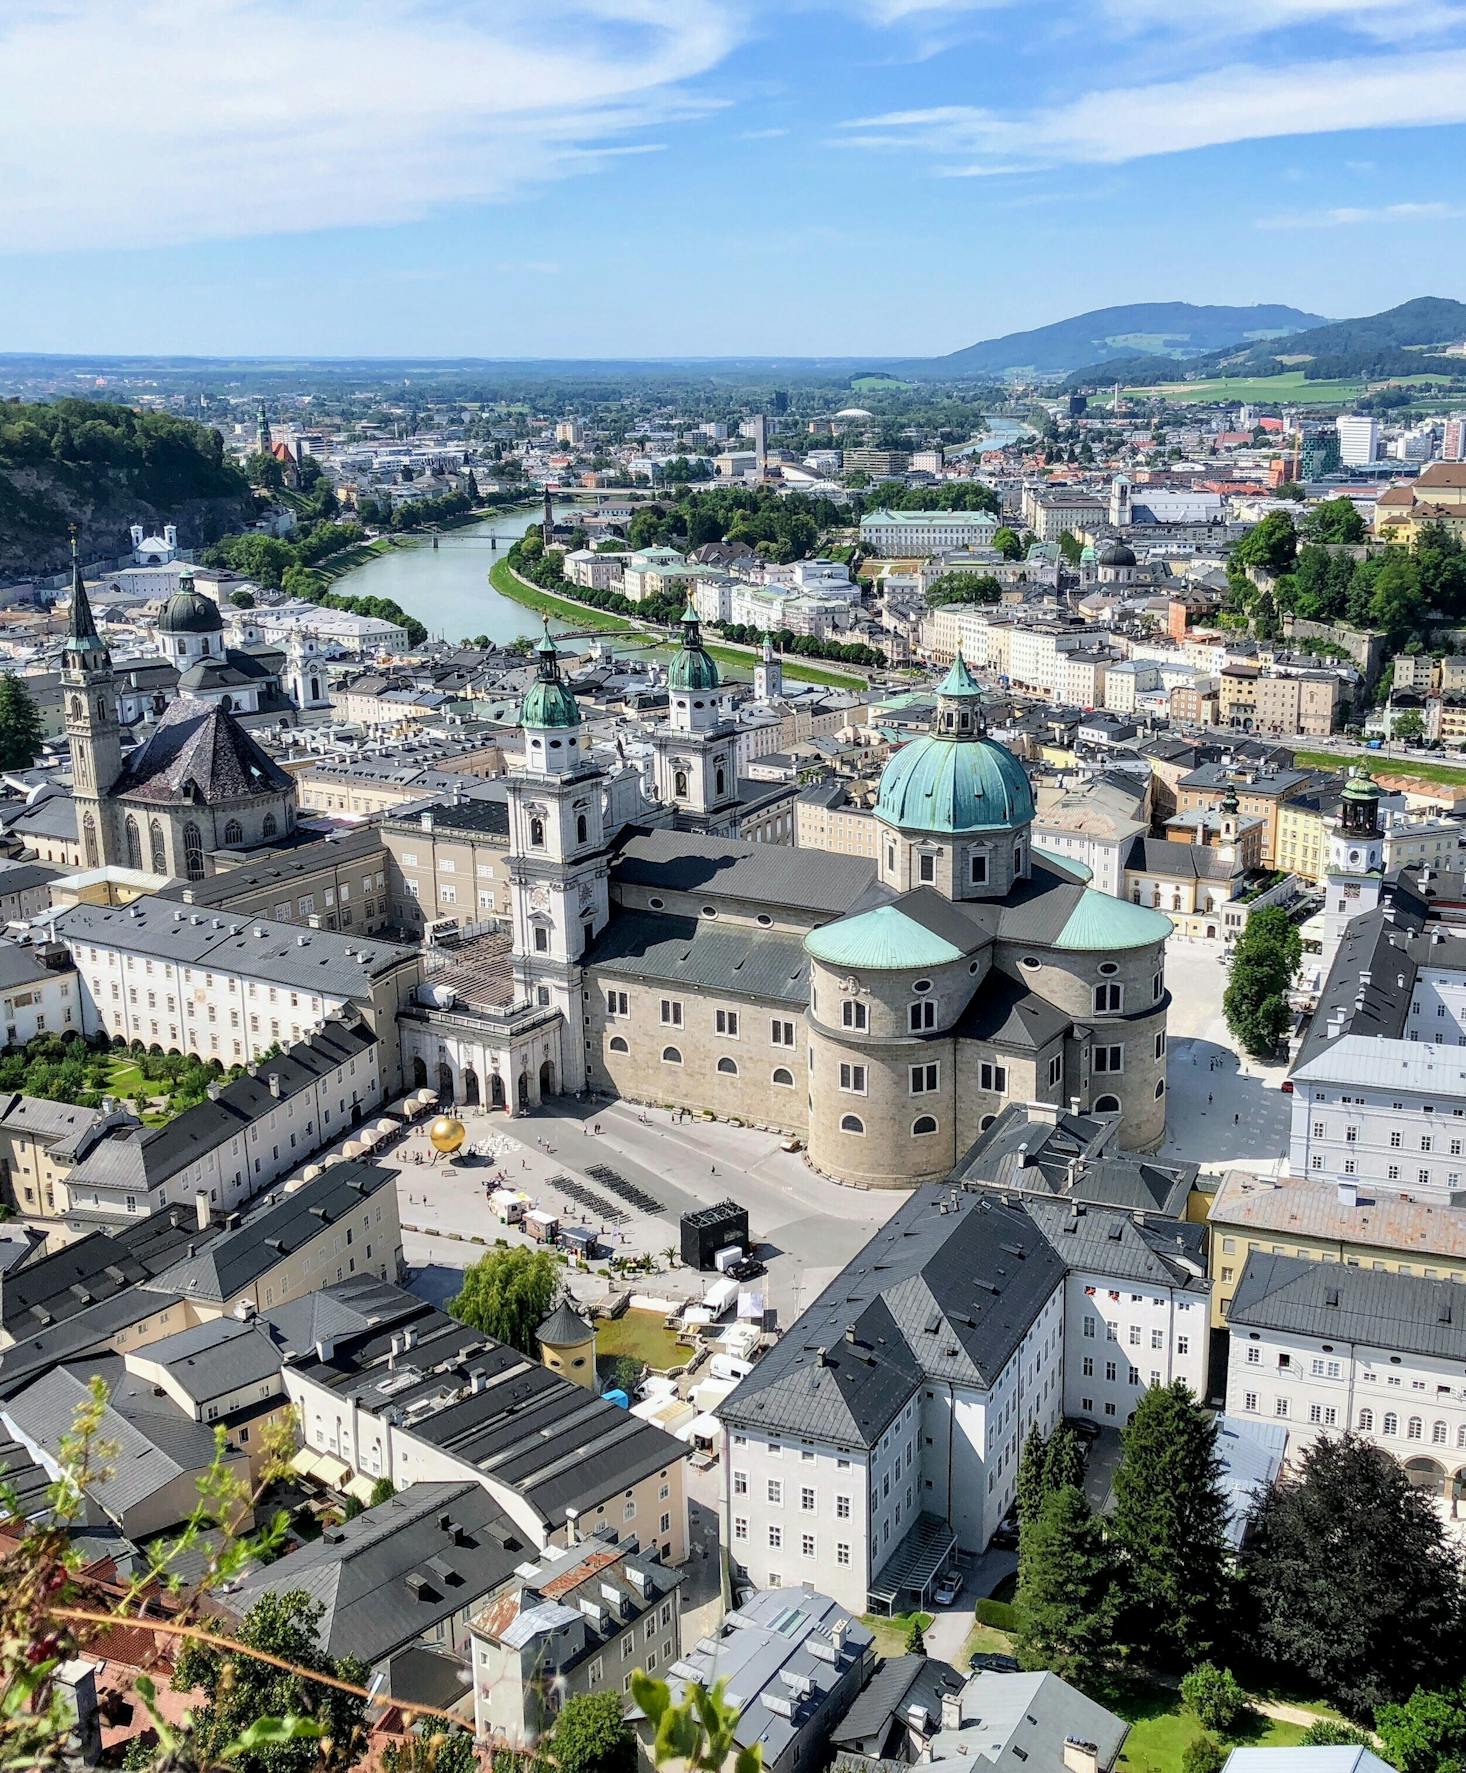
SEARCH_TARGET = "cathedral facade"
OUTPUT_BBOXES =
[453,627,1174,1180]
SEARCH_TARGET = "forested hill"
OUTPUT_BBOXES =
[1213,296,1466,378]
[0,399,250,581]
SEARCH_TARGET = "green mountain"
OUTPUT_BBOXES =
[0,399,250,580]
[1211,296,1466,377]
[899,303,1326,379]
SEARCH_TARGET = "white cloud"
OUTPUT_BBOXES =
[739,126,790,138]
[1257,199,1466,228]
[839,49,1466,172]
[0,0,738,252]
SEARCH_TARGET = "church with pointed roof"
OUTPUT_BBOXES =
[60,544,299,880]
[414,630,1174,1178]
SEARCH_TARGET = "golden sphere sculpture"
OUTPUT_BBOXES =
[428,1115,466,1155]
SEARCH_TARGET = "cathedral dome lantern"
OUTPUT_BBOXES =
[667,599,722,694]
[1339,766,1381,836]
[520,618,582,732]
[159,571,224,638]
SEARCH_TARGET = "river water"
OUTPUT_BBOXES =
[331,504,565,645]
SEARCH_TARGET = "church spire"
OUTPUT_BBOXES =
[63,527,108,667]
[257,400,270,455]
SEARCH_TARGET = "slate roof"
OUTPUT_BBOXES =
[586,913,811,1006]
[1026,1199,1208,1292]
[928,1670,1128,1773]
[1291,891,1430,1073]
[110,697,295,805]
[830,1654,964,1754]
[4,794,78,842]
[142,1160,396,1305]
[1227,1251,1466,1362]
[224,1481,528,1668]
[2,1358,237,1524]
[131,1316,282,1403]
[954,969,1071,1052]
[157,829,387,907]
[612,827,876,918]
[51,897,415,996]
[1124,837,1236,881]
[718,1189,1067,1449]
[953,1106,1196,1218]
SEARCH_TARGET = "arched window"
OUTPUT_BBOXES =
[839,1114,865,1135]
[530,817,545,847]
[674,769,688,799]
[125,817,142,870]
[1155,1079,1166,1099]
[717,1057,738,1075]
[82,811,99,868]
[715,766,726,797]
[979,1114,995,1131]
[1383,1413,1398,1436]
[609,1036,629,1053]
[1013,841,1023,872]
[262,813,277,839]
[223,819,243,846]
[1358,1408,1374,1431]
[912,1115,938,1136]
[149,819,166,874]
[309,676,320,702]
[772,1067,794,1086]
[661,1046,682,1065]
[1094,1094,1121,1114]
[576,814,588,844]
[1408,1417,1423,1440]
[69,695,81,721]
[182,823,204,881]
[1433,1421,1447,1445]
[1457,1424,1466,1449]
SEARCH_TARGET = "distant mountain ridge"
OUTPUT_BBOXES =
[896,303,1327,379]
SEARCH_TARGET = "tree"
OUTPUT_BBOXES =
[544,1691,637,1773]
[1181,1664,1249,1735]
[1393,709,1426,742]
[229,589,256,609]
[171,1590,368,1773]
[1300,1721,1379,1749]
[904,1615,927,1656]
[1014,1485,1122,1691]
[0,674,45,770]
[1303,497,1366,545]
[1274,481,1306,503]
[1232,510,1298,579]
[1375,1687,1466,1773]
[1044,1423,1086,1494]
[381,1725,478,1773]
[1017,1425,1050,1526]
[447,1245,561,1354]
[992,526,1024,561]
[1243,1434,1466,1714]
[1181,1738,1226,1773]
[1109,1382,1232,1666]
[1223,904,1302,1060]
[369,1476,396,1506]
[925,571,1001,609]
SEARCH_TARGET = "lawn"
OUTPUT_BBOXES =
[1121,371,1371,406]
[959,1616,1016,1662]
[860,1609,934,1660]
[1115,1686,1308,1773]
[595,1311,692,1372]
[1295,748,1466,791]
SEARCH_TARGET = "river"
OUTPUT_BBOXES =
[947,418,1034,458]
[330,504,569,645]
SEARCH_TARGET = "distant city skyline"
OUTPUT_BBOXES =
[3,0,1466,357]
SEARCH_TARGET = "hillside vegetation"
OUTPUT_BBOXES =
[0,398,250,580]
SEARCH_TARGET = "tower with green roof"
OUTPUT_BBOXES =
[61,529,122,870]
[649,599,739,834]
[503,617,608,1096]
[872,651,1036,902]
[1322,765,1385,973]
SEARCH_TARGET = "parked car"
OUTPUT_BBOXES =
[726,1258,766,1282]
[932,1569,963,1606]
[970,1653,1020,1674]
[991,1521,1019,1550]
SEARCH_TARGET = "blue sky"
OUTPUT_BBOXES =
[3,0,1465,359]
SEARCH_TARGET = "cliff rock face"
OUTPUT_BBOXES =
[0,399,252,582]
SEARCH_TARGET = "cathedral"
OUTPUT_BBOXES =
[418,619,1174,1182]
[62,551,298,880]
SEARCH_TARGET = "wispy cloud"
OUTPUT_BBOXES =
[0,0,739,253]
[1258,199,1466,228]
[739,126,790,139]
[839,49,1466,172]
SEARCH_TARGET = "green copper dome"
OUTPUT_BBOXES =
[875,732,1034,834]
[668,598,722,693]
[520,618,582,729]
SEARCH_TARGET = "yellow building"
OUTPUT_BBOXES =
[537,1299,598,1390]
[1375,464,1466,544]
[1208,1169,1466,1329]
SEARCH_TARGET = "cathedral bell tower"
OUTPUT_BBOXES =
[649,600,739,834]
[504,620,609,1094]
[754,630,783,701]
[61,531,124,871]
[1321,768,1385,975]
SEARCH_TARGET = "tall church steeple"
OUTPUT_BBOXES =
[256,401,271,455]
[61,530,123,870]
[542,484,554,544]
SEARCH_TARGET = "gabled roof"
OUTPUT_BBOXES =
[1228,1251,1466,1362]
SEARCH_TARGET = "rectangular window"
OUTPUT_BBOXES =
[979,1061,1007,1093]
[909,1000,936,1032]
[1093,1044,1124,1073]
[771,1019,794,1047]
[1048,1053,1063,1087]
[606,990,629,1017]
[970,852,988,884]
[918,853,936,883]
[660,999,682,1027]
[841,1000,868,1031]
[839,1063,867,1094]
[910,1062,939,1094]
[800,1487,815,1511]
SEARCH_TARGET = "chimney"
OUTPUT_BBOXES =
[941,1693,962,1732]
[195,1189,210,1232]
[314,1335,336,1362]
[832,1620,847,1656]
[1064,1743,1100,1773]
[268,1073,282,1098]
